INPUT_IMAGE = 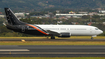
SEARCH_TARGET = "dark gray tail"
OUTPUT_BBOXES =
[4,8,26,25]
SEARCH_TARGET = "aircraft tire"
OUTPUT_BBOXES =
[91,37,93,39]
[51,36,55,39]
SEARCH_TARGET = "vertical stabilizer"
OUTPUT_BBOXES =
[4,8,26,25]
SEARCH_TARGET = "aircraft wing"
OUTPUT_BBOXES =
[46,30,60,36]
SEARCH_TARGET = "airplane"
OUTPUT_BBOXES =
[4,8,103,39]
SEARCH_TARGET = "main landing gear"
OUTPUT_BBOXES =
[51,36,55,39]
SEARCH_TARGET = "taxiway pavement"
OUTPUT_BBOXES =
[0,45,105,57]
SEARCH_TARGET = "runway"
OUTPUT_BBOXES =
[0,38,105,41]
[0,45,105,57]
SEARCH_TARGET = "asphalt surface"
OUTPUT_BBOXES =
[0,45,105,57]
[0,38,105,41]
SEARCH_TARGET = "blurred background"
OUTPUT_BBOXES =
[0,0,105,37]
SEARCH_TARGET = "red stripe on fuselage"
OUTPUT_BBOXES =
[26,24,49,35]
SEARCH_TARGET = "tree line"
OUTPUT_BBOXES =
[0,16,105,37]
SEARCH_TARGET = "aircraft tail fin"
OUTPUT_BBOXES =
[4,8,25,25]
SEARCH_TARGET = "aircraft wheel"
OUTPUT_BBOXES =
[91,37,93,39]
[51,36,55,39]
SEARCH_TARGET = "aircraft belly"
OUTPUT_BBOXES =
[24,30,47,36]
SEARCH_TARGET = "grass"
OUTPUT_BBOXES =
[0,37,46,39]
[59,36,105,39]
[0,36,105,45]
[0,36,105,39]
[0,57,105,59]
[1,41,105,45]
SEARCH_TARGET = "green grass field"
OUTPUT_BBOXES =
[0,57,105,59]
[0,36,105,39]
[0,36,105,45]
[1,41,105,45]
[0,36,102,39]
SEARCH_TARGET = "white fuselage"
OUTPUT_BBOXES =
[37,25,103,36]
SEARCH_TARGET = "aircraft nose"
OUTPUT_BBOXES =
[100,30,103,34]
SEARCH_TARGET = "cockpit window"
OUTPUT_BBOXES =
[95,28,99,30]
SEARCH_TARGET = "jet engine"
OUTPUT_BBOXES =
[58,33,71,37]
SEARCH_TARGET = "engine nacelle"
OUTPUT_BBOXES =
[58,33,71,37]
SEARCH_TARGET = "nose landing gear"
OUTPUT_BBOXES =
[91,35,97,39]
[91,37,93,39]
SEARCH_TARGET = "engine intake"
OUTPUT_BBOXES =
[58,33,71,37]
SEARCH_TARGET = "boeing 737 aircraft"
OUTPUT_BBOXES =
[4,8,103,39]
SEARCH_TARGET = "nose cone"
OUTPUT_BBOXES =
[96,30,103,35]
[100,30,103,34]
